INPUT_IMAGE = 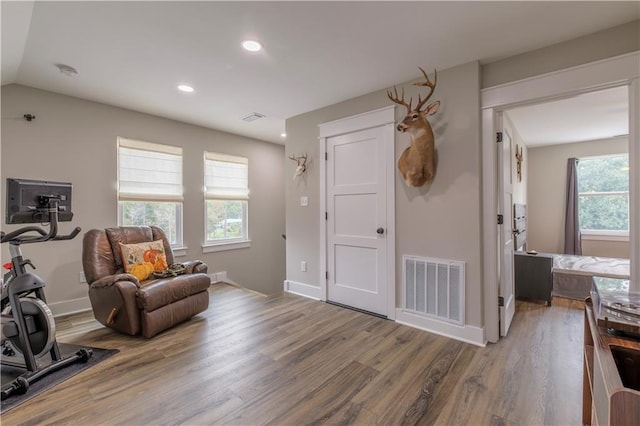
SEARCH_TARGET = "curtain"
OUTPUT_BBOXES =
[564,158,582,255]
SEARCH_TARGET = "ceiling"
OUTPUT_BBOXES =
[506,86,629,148]
[2,1,638,145]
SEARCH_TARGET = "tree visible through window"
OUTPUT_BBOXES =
[121,202,179,242]
[577,154,629,233]
[204,152,249,244]
[118,138,183,246]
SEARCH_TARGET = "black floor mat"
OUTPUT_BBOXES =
[1,342,119,413]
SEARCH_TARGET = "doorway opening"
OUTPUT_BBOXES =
[481,52,639,342]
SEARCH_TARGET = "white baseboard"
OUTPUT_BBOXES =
[395,309,486,347]
[284,280,321,300]
[209,271,233,284]
[49,297,92,318]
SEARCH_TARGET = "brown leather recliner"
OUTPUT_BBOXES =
[82,226,210,338]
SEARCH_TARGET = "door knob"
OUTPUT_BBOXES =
[377,227,385,235]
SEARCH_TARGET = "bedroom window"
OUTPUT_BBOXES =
[577,154,629,238]
[117,137,184,248]
[203,152,250,251]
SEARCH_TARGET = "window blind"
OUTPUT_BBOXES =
[118,138,183,202]
[204,152,249,200]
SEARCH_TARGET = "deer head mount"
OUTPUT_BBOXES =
[515,144,523,182]
[388,67,440,187]
[289,153,308,180]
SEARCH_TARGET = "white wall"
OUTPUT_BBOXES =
[1,85,286,314]
[527,136,629,257]
[482,20,639,88]
[504,114,528,206]
[285,61,483,329]
[582,239,629,258]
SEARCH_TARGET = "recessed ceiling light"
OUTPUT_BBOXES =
[56,63,79,77]
[281,133,287,138]
[178,85,194,93]
[242,40,262,52]
[242,112,266,122]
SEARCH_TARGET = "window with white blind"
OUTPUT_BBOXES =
[204,152,249,250]
[117,137,183,247]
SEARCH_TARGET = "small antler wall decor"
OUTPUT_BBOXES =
[515,144,523,182]
[289,153,308,180]
[387,67,440,187]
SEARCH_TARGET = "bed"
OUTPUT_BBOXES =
[552,255,630,300]
[511,203,630,301]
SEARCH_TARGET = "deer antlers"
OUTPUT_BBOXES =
[387,67,437,114]
[515,144,523,182]
[387,86,412,114]
[413,67,437,111]
[289,153,308,179]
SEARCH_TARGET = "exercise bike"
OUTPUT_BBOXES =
[1,193,92,400]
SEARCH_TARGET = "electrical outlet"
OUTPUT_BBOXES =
[300,196,308,207]
[300,261,307,272]
[79,271,86,283]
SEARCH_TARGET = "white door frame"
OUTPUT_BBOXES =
[482,51,640,343]
[319,105,397,319]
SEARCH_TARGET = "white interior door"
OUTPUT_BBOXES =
[499,128,516,336]
[327,126,388,316]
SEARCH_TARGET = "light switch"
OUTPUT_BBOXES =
[300,196,309,207]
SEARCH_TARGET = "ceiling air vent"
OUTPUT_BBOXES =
[242,112,266,122]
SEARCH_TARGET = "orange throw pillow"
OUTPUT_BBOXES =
[120,240,168,281]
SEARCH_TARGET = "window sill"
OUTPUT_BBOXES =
[581,231,629,242]
[172,247,188,257]
[202,240,252,253]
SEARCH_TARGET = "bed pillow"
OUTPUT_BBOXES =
[119,240,168,281]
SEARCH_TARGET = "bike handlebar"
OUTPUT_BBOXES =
[1,226,47,242]
[1,226,81,244]
[53,227,82,241]
[0,201,81,245]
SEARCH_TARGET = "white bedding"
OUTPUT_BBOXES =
[552,254,630,279]
[551,254,630,300]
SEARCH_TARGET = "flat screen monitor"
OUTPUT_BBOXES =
[5,178,73,224]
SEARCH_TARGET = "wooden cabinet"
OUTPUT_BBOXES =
[583,299,640,425]
[514,252,553,304]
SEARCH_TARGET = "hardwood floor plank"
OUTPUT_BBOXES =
[362,315,402,338]
[350,330,447,415]
[226,328,382,413]
[430,347,497,425]
[398,341,478,425]
[372,339,469,424]
[2,285,586,425]
[356,325,425,371]
[266,361,379,426]
[259,306,367,360]
[313,401,380,426]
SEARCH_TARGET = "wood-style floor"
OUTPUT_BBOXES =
[2,284,585,425]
